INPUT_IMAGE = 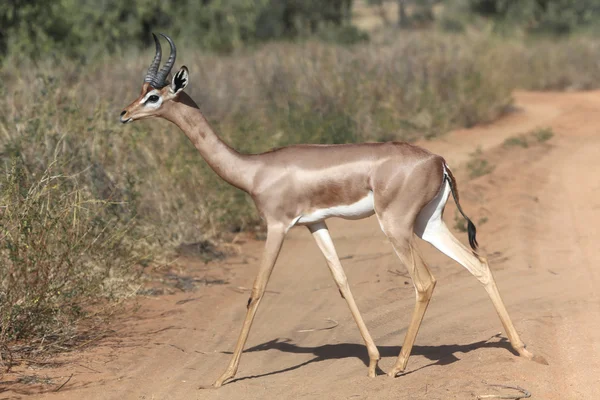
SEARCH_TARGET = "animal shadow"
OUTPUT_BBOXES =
[225,334,514,383]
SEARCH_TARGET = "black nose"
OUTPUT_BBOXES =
[119,110,131,124]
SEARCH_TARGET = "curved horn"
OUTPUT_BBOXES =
[144,33,162,86]
[155,33,176,86]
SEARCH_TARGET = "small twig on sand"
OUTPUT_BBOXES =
[153,342,186,353]
[169,344,186,353]
[387,268,410,278]
[74,334,105,350]
[55,374,74,392]
[477,381,531,399]
[176,297,203,305]
[228,286,280,294]
[296,318,339,333]
[75,363,101,374]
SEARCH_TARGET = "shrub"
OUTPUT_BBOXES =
[507,37,600,90]
[502,127,554,150]
[533,127,554,142]
[466,148,495,178]
[466,0,600,35]
[0,157,142,358]
[0,0,360,61]
[504,135,529,148]
[0,70,150,360]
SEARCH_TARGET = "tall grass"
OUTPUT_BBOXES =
[0,75,149,362]
[1,31,600,360]
[0,160,141,354]
[508,36,600,90]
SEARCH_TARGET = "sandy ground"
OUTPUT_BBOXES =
[2,90,600,399]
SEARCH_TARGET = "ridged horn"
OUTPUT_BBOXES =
[144,33,162,87]
[154,33,176,87]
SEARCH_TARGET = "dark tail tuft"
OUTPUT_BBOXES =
[444,165,479,251]
[467,219,478,250]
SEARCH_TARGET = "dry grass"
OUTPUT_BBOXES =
[0,160,143,366]
[500,36,600,91]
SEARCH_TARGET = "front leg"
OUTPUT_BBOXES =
[309,222,381,377]
[213,224,286,388]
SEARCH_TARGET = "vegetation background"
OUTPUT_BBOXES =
[2,0,600,366]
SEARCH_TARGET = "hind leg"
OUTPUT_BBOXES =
[420,220,539,360]
[415,183,543,363]
[390,239,437,377]
[377,216,437,377]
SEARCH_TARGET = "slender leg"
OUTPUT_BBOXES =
[213,224,286,388]
[420,220,545,363]
[387,239,436,377]
[309,222,381,377]
[376,212,437,377]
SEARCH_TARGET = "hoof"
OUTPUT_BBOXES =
[212,377,229,388]
[518,346,548,365]
[213,368,236,388]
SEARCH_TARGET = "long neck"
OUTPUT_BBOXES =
[161,92,257,192]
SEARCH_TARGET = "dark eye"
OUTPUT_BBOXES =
[147,95,159,103]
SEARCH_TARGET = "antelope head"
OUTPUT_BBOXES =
[120,33,189,124]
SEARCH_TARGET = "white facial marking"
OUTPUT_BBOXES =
[140,90,163,109]
[293,191,375,226]
[140,90,158,103]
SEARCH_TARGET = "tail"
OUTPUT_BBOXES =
[444,164,478,251]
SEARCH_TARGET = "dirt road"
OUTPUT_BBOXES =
[5,91,600,399]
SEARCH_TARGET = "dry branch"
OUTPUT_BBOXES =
[477,381,531,399]
[296,318,339,333]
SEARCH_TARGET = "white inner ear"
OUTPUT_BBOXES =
[140,89,163,109]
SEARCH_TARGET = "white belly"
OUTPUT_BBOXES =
[293,191,375,226]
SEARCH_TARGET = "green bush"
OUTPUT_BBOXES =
[466,0,600,35]
[0,0,361,61]
[318,25,370,45]
[466,147,494,178]
[503,135,529,148]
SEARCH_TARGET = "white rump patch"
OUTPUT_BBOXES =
[292,191,375,227]
[414,172,450,241]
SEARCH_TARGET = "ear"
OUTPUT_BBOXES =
[170,66,189,95]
